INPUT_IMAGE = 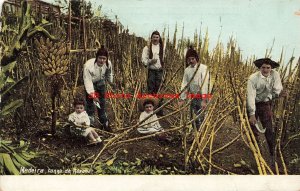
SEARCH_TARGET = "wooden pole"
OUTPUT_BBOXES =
[82,0,87,52]
[68,0,71,44]
[68,0,72,114]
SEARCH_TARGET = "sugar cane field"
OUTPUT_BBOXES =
[0,0,299,175]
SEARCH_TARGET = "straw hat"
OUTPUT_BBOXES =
[138,95,159,112]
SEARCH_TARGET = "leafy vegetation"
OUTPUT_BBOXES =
[0,140,38,175]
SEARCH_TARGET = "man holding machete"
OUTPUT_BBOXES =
[83,45,114,132]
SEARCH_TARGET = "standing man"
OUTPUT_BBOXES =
[83,45,113,132]
[247,58,284,157]
[142,30,164,94]
[179,46,210,129]
[142,30,165,115]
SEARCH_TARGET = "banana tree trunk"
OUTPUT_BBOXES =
[51,95,57,135]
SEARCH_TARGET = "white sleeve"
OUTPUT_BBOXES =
[272,71,283,98]
[142,46,150,67]
[200,67,210,96]
[247,79,256,116]
[106,60,114,83]
[180,70,188,100]
[83,64,95,95]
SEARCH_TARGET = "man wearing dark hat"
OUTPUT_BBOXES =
[179,46,210,129]
[83,45,114,132]
[247,58,285,157]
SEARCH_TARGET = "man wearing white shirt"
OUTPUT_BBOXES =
[247,58,285,156]
[83,46,113,132]
[142,31,165,116]
[179,46,210,129]
[142,31,164,94]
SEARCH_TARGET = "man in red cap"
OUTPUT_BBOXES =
[179,46,210,129]
[83,45,114,132]
[247,58,285,157]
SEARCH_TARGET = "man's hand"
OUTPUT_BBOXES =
[109,82,116,89]
[280,89,288,98]
[249,115,257,126]
[201,101,207,110]
[178,100,185,107]
[93,97,100,103]
[89,92,99,99]
[149,59,158,65]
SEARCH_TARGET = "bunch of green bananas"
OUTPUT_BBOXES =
[34,37,69,76]
[0,140,37,175]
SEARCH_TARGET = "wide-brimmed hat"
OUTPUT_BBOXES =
[254,58,279,68]
[138,95,159,112]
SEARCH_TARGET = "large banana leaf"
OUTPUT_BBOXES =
[0,140,38,175]
[1,76,28,97]
[0,99,23,117]
[0,61,16,90]
[0,60,27,118]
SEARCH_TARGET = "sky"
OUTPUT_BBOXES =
[1,0,299,64]
[90,0,300,64]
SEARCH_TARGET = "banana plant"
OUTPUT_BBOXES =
[0,59,34,176]
[0,140,37,175]
[0,61,27,118]
[1,0,56,67]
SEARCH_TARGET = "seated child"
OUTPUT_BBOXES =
[137,96,164,134]
[68,99,102,144]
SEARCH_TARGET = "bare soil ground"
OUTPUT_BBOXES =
[3,112,299,175]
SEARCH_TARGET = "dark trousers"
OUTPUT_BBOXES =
[147,69,163,94]
[190,98,204,130]
[250,101,276,156]
[148,69,164,115]
[85,84,108,126]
